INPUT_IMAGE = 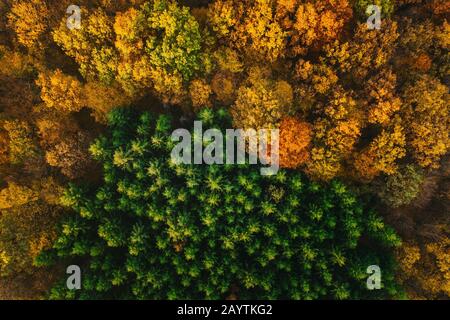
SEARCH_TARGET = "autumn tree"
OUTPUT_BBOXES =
[231,66,293,130]
[376,164,424,208]
[0,202,60,277]
[53,7,118,84]
[189,78,212,109]
[83,81,129,122]
[354,119,406,181]
[402,75,449,169]
[7,0,50,49]
[36,69,85,113]
[0,2,9,40]
[95,0,147,13]
[364,68,401,125]
[33,103,95,180]
[275,0,353,57]
[0,46,36,79]
[114,0,211,100]
[398,20,436,59]
[0,130,9,165]
[306,88,362,181]
[0,180,63,278]
[212,46,244,74]
[0,182,38,210]
[211,72,236,105]
[45,132,93,179]
[294,59,338,97]
[394,19,444,81]
[327,20,399,81]
[428,0,450,15]
[278,117,312,169]
[33,106,76,149]
[208,0,286,62]
[352,0,395,20]
[2,120,40,165]
[397,238,450,299]
[209,46,242,106]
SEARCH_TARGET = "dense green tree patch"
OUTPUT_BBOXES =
[37,108,402,299]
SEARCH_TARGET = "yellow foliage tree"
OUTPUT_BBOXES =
[295,59,338,96]
[0,46,35,78]
[213,47,244,74]
[334,20,399,80]
[149,67,185,104]
[207,0,239,38]
[365,68,402,125]
[7,0,49,49]
[354,119,406,181]
[0,130,9,165]
[0,199,62,277]
[34,176,65,206]
[276,0,353,56]
[2,120,39,164]
[34,106,79,148]
[84,81,129,122]
[53,8,117,84]
[36,69,84,112]
[189,79,212,109]
[208,0,286,62]
[0,182,38,210]
[429,0,450,15]
[397,238,450,299]
[231,67,293,130]
[114,7,150,93]
[402,75,449,169]
[307,88,361,181]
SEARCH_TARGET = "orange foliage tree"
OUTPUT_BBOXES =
[278,117,312,169]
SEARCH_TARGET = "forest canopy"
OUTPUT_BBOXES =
[0,0,448,300]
